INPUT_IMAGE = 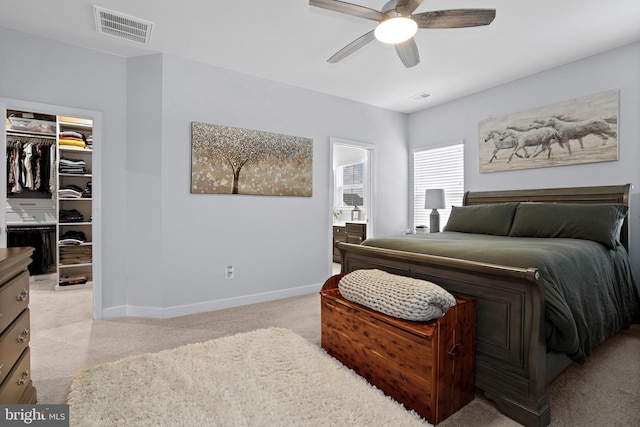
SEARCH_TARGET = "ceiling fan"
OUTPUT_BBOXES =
[309,0,496,68]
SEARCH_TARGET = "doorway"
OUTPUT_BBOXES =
[2,97,102,320]
[331,138,374,270]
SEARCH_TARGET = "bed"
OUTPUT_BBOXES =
[336,184,640,427]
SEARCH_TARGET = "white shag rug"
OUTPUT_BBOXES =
[67,328,431,427]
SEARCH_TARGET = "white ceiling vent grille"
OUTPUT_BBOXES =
[93,6,153,45]
[409,92,431,101]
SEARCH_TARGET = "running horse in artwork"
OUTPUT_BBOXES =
[500,127,565,162]
[544,116,617,150]
[484,123,543,162]
[484,130,523,162]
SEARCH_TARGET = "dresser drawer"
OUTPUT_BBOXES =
[0,271,30,332]
[0,347,32,404]
[345,222,366,234]
[346,234,364,244]
[0,309,30,385]
[345,222,366,244]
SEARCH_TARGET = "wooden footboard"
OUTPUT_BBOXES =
[337,242,551,427]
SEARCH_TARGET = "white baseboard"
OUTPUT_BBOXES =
[101,282,323,320]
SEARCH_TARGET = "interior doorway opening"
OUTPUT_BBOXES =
[331,138,374,270]
[2,97,102,320]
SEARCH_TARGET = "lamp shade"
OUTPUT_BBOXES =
[424,189,445,209]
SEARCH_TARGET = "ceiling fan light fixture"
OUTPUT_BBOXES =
[374,17,418,44]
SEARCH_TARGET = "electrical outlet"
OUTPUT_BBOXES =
[225,265,234,279]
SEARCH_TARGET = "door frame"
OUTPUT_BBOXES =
[2,97,103,320]
[0,102,5,248]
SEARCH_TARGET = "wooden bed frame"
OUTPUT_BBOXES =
[336,184,631,427]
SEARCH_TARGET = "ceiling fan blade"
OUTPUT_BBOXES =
[381,0,397,13]
[309,0,383,21]
[412,9,496,29]
[394,38,420,68]
[395,0,424,16]
[328,30,376,63]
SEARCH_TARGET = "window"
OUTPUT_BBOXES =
[336,162,364,207]
[413,143,464,229]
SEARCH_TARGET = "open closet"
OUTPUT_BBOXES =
[4,106,95,291]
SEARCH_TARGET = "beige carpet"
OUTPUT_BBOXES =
[29,273,640,426]
[66,328,430,427]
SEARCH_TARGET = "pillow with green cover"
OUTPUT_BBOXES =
[508,203,628,249]
[443,202,520,236]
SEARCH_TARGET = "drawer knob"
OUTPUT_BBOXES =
[16,289,28,301]
[17,329,29,343]
[17,370,29,386]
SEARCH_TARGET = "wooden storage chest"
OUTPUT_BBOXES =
[320,274,476,424]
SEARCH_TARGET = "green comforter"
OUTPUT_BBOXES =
[362,232,640,363]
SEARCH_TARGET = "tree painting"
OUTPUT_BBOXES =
[191,122,313,196]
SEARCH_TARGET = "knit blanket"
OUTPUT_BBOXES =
[338,269,457,322]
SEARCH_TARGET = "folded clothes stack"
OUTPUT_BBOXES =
[59,230,87,246]
[59,245,92,265]
[59,184,84,198]
[59,130,86,148]
[59,209,84,223]
[83,181,92,198]
[59,157,87,174]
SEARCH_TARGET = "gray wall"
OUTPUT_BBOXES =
[3,24,637,316]
[153,54,408,316]
[0,26,130,311]
[1,25,408,318]
[408,41,640,278]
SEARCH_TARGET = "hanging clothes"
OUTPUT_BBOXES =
[6,135,55,195]
[7,225,56,275]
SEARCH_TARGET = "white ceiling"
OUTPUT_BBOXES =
[1,0,639,114]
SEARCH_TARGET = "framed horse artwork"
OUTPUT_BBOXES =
[478,89,619,173]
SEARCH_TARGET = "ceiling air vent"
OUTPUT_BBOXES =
[93,5,153,45]
[409,92,431,101]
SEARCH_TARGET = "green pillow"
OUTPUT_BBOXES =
[508,203,628,249]
[443,202,520,236]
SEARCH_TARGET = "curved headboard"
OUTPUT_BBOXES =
[462,184,632,250]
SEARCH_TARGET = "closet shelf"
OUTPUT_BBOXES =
[59,242,93,247]
[7,130,57,139]
[59,116,92,128]
[59,173,92,178]
[58,221,92,226]
[7,221,57,227]
[59,198,92,201]
[55,281,93,291]
[58,122,92,130]
[59,146,92,153]
[59,263,93,268]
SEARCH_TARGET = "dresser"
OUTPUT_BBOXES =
[0,247,36,404]
[333,222,367,263]
[345,222,366,244]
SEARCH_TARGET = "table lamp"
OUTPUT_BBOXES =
[424,189,445,233]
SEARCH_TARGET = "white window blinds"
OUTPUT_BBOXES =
[413,143,464,229]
